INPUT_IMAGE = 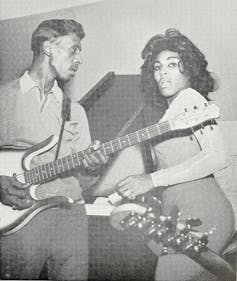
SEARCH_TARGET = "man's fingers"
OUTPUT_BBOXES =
[89,141,108,164]
[95,151,108,164]
[14,196,33,210]
[3,195,33,210]
[11,177,30,190]
[82,154,98,169]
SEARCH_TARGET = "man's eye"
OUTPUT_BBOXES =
[71,47,79,54]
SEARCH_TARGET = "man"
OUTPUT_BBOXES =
[0,19,107,280]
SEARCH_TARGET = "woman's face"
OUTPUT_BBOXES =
[153,50,190,103]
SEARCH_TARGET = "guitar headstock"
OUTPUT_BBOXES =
[170,103,220,131]
[110,200,210,256]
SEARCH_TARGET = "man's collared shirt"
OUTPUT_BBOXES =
[0,71,91,201]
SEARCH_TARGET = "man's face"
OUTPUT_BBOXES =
[49,33,82,81]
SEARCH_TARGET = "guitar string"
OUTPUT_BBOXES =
[12,107,210,182]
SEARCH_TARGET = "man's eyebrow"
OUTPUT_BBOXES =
[71,42,81,50]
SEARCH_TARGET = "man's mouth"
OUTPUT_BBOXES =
[70,64,79,73]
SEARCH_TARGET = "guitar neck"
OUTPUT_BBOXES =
[24,120,171,185]
[101,120,170,156]
[185,248,235,281]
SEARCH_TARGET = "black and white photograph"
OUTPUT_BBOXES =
[0,0,236,280]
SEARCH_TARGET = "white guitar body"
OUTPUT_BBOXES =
[0,136,73,236]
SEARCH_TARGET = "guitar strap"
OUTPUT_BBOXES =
[116,101,162,173]
[54,95,71,160]
[116,102,145,138]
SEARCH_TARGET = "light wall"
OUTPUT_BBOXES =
[0,0,237,120]
[0,0,105,20]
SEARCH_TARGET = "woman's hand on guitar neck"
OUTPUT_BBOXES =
[117,174,155,200]
[0,175,33,210]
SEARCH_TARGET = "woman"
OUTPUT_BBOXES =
[117,29,235,280]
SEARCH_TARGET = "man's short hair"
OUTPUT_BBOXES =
[31,19,85,57]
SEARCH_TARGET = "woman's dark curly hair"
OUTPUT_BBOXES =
[141,28,215,109]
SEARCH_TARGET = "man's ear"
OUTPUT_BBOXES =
[42,41,52,57]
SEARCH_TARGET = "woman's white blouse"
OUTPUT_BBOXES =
[150,88,230,187]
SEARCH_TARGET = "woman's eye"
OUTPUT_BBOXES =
[154,65,161,71]
[168,62,178,68]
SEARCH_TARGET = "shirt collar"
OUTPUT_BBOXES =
[19,71,63,103]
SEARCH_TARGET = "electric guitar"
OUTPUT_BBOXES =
[0,103,219,235]
[110,196,236,281]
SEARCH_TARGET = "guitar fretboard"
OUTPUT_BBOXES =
[24,120,171,185]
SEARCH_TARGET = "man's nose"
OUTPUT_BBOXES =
[74,52,83,64]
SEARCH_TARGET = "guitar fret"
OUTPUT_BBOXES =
[76,152,82,166]
[111,139,121,153]
[57,159,65,173]
[138,129,149,141]
[101,145,107,157]
[41,165,47,180]
[67,155,74,170]
[103,143,113,155]
[48,162,56,177]
[37,166,44,182]
[52,160,60,175]
[44,163,51,178]
[72,153,80,168]
[136,131,140,142]
[117,137,122,150]
[110,141,115,153]
[24,171,31,184]
[33,168,40,184]
[63,156,70,171]
[62,157,70,171]
[148,125,160,138]
[29,169,35,184]
[129,133,138,145]
[119,136,130,149]
[159,121,170,134]
[146,127,151,139]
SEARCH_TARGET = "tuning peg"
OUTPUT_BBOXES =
[193,245,201,253]
[175,237,182,246]
[185,217,202,227]
[161,246,168,255]
[147,225,157,237]
[194,105,198,110]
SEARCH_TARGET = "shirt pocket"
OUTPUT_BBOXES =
[64,120,80,141]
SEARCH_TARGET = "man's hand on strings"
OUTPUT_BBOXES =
[82,140,108,173]
[0,175,33,210]
[117,174,154,200]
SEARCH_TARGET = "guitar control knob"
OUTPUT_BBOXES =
[161,246,168,255]
[194,245,200,253]
[176,238,182,246]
